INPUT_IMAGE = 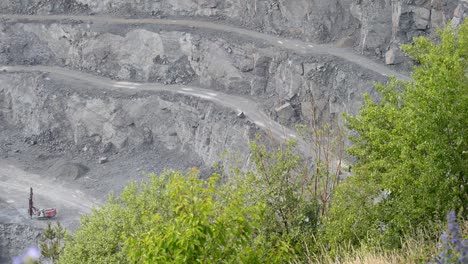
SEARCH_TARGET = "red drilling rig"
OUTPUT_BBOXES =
[28,187,57,219]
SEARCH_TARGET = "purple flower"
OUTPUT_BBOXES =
[12,256,22,264]
[431,211,468,264]
[11,246,41,264]
[25,247,41,260]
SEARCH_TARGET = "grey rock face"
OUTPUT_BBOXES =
[0,22,382,126]
[352,0,462,62]
[0,72,253,169]
[1,0,464,63]
[385,45,405,65]
[0,0,358,44]
[275,102,296,124]
[0,0,90,15]
[451,0,468,27]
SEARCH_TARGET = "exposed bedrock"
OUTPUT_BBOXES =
[0,22,385,126]
[1,0,466,63]
[0,72,255,169]
[0,0,358,44]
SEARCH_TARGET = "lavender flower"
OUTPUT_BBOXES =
[12,247,41,264]
[432,211,468,264]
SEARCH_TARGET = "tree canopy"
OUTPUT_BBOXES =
[325,22,467,248]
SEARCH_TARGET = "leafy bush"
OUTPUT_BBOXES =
[248,140,320,258]
[248,121,347,260]
[58,169,288,263]
[39,222,67,263]
[124,170,267,263]
[58,136,343,263]
[325,21,468,250]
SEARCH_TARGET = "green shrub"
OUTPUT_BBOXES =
[325,21,468,250]
[39,222,68,263]
[59,169,291,263]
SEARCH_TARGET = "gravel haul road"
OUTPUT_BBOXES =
[0,14,412,81]
[1,65,301,145]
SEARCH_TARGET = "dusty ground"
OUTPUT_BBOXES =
[0,119,210,261]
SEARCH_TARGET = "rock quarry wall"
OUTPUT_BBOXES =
[1,0,466,172]
[0,71,254,169]
[1,0,467,63]
[0,21,383,126]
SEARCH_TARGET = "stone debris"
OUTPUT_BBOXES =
[98,157,108,164]
[275,103,296,123]
[385,46,404,65]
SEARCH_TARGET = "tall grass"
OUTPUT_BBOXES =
[302,218,467,264]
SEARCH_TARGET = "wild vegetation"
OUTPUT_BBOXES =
[325,21,468,250]
[19,20,467,263]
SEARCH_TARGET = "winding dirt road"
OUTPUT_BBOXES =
[1,65,301,145]
[0,14,412,81]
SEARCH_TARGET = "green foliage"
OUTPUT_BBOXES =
[249,140,318,255]
[124,170,266,263]
[325,21,468,250]
[58,136,342,263]
[39,222,67,263]
[58,196,129,264]
[248,132,345,260]
[58,169,275,263]
[297,119,347,216]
